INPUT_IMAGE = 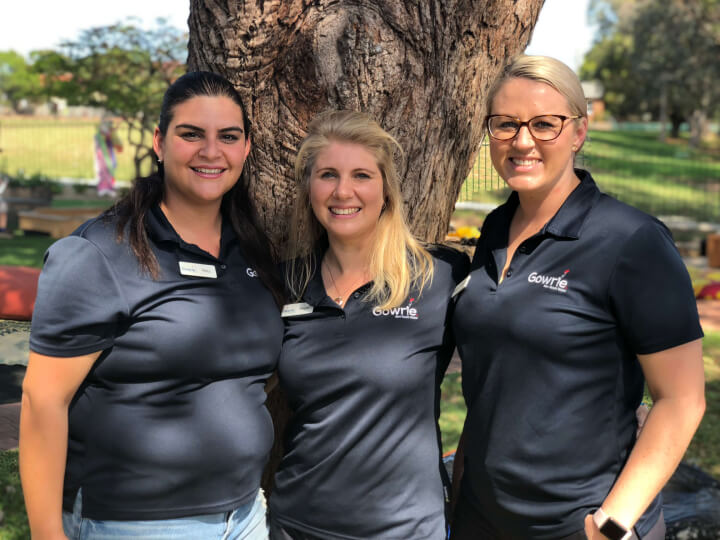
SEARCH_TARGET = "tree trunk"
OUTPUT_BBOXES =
[670,111,684,138]
[187,0,544,495]
[187,0,544,245]
[657,81,667,142]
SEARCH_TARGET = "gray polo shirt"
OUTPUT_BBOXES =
[270,247,469,540]
[30,205,283,520]
[452,170,703,539]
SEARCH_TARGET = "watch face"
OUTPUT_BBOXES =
[600,518,628,540]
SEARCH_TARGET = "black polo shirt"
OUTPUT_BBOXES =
[452,170,703,539]
[270,247,469,540]
[30,205,283,520]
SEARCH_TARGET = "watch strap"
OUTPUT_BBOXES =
[592,508,633,540]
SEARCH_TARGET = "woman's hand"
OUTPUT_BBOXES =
[635,403,650,437]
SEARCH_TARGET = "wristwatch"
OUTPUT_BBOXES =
[592,508,632,540]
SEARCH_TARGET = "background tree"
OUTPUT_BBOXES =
[0,51,44,112]
[33,19,187,177]
[187,0,545,244]
[581,0,720,145]
[187,0,545,492]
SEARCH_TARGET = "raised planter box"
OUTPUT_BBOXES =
[17,207,101,239]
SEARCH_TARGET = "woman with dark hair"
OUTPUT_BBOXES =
[20,71,283,539]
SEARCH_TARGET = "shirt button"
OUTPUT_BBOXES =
[220,264,227,269]
[518,246,527,254]
[353,292,361,298]
[506,269,513,278]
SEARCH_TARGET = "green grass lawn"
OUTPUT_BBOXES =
[0,450,27,539]
[0,234,56,268]
[0,116,151,182]
[459,129,720,222]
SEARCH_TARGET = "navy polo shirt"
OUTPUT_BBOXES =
[270,247,469,540]
[30,205,283,520]
[452,170,703,539]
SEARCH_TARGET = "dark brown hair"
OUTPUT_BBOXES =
[106,71,284,305]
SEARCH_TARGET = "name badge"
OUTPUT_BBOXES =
[179,261,217,279]
[281,302,315,317]
[451,274,471,299]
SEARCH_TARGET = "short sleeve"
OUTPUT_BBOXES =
[30,236,128,357]
[428,243,471,286]
[608,220,703,354]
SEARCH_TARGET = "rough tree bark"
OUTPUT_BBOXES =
[187,0,544,244]
[187,0,544,494]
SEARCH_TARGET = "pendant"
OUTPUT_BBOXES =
[335,297,344,306]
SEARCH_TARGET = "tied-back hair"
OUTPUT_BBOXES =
[286,110,433,310]
[105,71,284,305]
[487,54,587,120]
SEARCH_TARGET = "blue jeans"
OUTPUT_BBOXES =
[62,489,268,539]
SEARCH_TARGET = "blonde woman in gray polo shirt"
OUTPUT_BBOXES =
[451,55,705,540]
[269,110,468,539]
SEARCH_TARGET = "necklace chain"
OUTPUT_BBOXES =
[323,259,367,306]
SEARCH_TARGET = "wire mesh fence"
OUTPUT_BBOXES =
[458,135,720,223]
[2,119,719,223]
[0,118,142,182]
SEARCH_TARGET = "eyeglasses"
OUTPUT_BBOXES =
[486,114,580,141]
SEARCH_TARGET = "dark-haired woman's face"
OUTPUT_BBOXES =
[153,96,250,209]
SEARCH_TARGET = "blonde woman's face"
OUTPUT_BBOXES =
[488,78,587,198]
[309,141,385,246]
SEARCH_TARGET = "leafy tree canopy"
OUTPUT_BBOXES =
[32,18,187,176]
[0,50,44,110]
[581,0,720,143]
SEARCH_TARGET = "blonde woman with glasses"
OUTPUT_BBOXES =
[450,55,705,540]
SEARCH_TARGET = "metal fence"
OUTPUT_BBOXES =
[0,118,139,182]
[459,139,720,223]
[2,119,719,222]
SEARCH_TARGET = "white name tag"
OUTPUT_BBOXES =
[179,261,217,279]
[451,274,471,299]
[281,302,315,317]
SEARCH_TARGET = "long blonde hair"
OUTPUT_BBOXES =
[286,110,433,310]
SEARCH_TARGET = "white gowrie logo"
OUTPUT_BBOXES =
[372,298,418,319]
[246,267,258,278]
[527,269,570,293]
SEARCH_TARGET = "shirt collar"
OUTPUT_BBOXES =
[303,259,328,306]
[493,169,600,240]
[543,169,601,239]
[146,204,237,260]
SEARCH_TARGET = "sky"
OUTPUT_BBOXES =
[0,0,596,72]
